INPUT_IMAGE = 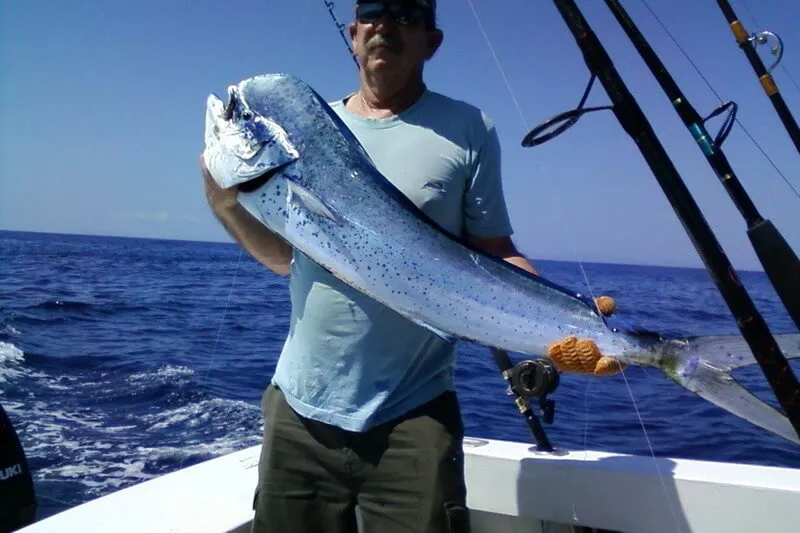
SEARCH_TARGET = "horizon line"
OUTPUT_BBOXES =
[0,227,770,274]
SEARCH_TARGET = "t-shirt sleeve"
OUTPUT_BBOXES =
[463,125,514,238]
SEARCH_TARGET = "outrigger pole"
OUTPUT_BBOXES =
[714,0,800,157]
[601,0,800,332]
[525,0,800,441]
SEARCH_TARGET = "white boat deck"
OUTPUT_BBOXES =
[18,437,800,533]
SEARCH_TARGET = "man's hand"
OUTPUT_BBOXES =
[466,235,541,275]
[199,153,293,276]
[466,234,623,375]
[466,235,618,317]
[201,154,238,213]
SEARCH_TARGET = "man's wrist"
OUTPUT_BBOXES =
[212,199,244,220]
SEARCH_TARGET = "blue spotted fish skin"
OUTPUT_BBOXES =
[204,73,638,360]
[202,73,800,445]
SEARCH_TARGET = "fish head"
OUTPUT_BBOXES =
[203,80,300,192]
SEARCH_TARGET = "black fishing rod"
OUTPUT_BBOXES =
[525,0,800,441]
[491,348,560,452]
[602,0,800,332]
[715,0,800,156]
[323,0,360,69]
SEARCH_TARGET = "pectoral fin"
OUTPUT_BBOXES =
[287,181,339,222]
[410,317,457,343]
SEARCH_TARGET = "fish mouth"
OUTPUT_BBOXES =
[223,85,242,121]
[220,85,295,192]
[237,160,295,193]
[218,87,266,161]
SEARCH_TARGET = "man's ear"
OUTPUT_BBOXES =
[426,29,444,60]
[348,22,358,51]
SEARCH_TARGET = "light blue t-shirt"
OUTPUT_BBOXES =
[271,88,514,432]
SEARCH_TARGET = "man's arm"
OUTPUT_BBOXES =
[467,234,540,276]
[469,232,623,376]
[201,155,293,276]
[468,233,616,317]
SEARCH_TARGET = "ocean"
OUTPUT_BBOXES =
[1,229,798,523]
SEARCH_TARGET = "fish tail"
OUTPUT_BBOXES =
[662,333,800,445]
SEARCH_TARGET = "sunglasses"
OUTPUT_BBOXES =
[355,1,432,28]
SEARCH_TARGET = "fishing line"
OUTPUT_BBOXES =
[462,0,601,311]
[462,0,527,129]
[35,494,85,508]
[533,161,602,305]
[740,0,800,95]
[639,366,661,381]
[582,376,595,454]
[176,247,246,472]
[462,4,682,529]
[465,0,609,298]
[638,0,800,200]
[181,0,311,477]
[463,0,618,459]
[199,248,245,391]
[466,0,681,531]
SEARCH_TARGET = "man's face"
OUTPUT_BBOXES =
[349,1,442,75]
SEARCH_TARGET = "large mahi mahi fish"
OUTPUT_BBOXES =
[202,73,800,445]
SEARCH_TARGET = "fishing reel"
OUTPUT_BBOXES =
[510,359,560,398]
[491,348,562,452]
[508,358,560,424]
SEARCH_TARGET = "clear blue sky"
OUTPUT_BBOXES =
[2,0,799,269]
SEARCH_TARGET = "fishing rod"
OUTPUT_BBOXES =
[601,0,800,332]
[324,0,360,69]
[524,0,800,441]
[491,348,560,452]
[715,0,800,156]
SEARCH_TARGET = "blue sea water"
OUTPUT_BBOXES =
[1,229,798,523]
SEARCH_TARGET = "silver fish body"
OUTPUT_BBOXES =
[203,73,800,445]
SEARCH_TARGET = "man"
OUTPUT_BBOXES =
[202,1,612,531]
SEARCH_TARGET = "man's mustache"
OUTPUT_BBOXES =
[365,34,404,53]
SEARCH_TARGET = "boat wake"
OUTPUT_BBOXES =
[0,343,262,520]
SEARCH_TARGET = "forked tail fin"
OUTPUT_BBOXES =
[666,333,800,445]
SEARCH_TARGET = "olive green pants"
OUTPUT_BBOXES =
[250,384,470,533]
